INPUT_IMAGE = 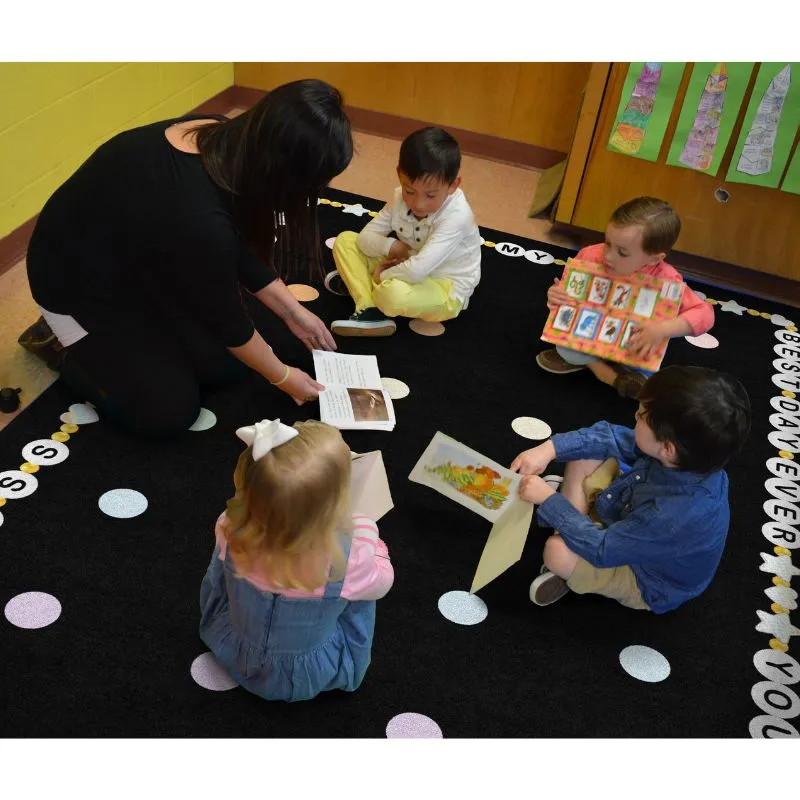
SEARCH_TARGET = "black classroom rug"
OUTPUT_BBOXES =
[1,187,798,738]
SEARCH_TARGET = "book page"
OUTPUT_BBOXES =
[409,432,520,523]
[318,386,395,430]
[471,500,534,593]
[313,350,382,389]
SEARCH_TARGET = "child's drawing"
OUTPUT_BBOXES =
[660,280,684,303]
[565,270,590,300]
[573,308,603,340]
[588,276,611,305]
[553,305,577,332]
[598,316,623,345]
[633,287,658,318]
[610,282,633,310]
[737,64,791,176]
[409,432,521,523]
[619,320,638,349]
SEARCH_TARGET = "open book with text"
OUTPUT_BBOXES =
[313,350,395,431]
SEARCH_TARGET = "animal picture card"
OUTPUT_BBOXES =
[409,432,533,593]
[540,258,685,370]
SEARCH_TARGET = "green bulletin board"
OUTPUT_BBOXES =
[665,62,754,175]
[726,63,800,188]
[781,145,800,195]
[607,62,686,162]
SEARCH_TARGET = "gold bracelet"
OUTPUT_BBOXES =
[270,365,291,386]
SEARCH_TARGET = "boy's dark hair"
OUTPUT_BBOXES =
[638,366,751,473]
[398,127,461,185]
[610,196,681,255]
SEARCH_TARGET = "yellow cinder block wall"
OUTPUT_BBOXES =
[0,62,234,240]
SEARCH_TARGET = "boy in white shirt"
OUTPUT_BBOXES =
[327,127,482,336]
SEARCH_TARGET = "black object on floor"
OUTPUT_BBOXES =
[0,387,21,413]
[0,187,797,738]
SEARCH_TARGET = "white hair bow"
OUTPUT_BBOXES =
[235,419,299,461]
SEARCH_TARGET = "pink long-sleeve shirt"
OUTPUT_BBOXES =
[576,243,714,336]
[214,512,394,602]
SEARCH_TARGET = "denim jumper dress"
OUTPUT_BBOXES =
[199,534,376,702]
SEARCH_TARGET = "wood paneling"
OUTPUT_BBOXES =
[234,62,592,152]
[570,63,800,281]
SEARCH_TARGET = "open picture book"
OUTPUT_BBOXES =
[409,432,534,593]
[312,350,396,431]
[540,257,685,371]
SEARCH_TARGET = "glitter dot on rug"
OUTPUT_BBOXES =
[98,489,148,519]
[685,333,719,349]
[4,591,62,629]
[0,510,3,528]
[409,319,445,337]
[511,417,552,440]
[325,237,336,249]
[543,474,563,490]
[287,284,320,302]
[381,378,410,399]
[386,712,443,739]
[619,645,671,683]
[437,590,488,625]
[189,408,217,432]
[694,290,707,301]
[190,652,238,691]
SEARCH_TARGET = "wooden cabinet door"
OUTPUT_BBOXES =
[569,63,800,281]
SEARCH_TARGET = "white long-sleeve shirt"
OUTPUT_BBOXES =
[357,186,482,307]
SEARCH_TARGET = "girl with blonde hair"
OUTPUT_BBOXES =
[199,418,393,701]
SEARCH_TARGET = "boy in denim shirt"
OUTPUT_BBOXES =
[511,366,751,613]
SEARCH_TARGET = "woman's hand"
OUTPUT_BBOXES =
[276,367,326,405]
[284,306,337,352]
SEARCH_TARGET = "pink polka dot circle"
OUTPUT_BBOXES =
[386,712,443,738]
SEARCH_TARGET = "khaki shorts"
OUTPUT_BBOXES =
[565,458,650,611]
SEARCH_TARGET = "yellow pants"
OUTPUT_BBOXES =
[332,231,463,322]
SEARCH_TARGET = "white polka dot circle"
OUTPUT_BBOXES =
[4,591,62,629]
[98,489,148,519]
[381,377,410,399]
[190,652,238,691]
[0,510,4,528]
[524,249,555,265]
[685,333,719,349]
[511,416,552,440]
[437,590,488,625]
[0,470,38,500]
[619,645,671,682]
[22,439,70,466]
[325,237,336,249]
[386,712,443,738]
[189,408,217,432]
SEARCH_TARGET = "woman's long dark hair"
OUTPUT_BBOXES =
[193,79,353,278]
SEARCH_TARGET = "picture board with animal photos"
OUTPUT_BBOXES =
[540,258,685,371]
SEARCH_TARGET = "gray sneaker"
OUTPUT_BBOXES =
[529,568,570,606]
[331,308,397,337]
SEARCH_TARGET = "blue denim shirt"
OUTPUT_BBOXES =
[537,421,730,613]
